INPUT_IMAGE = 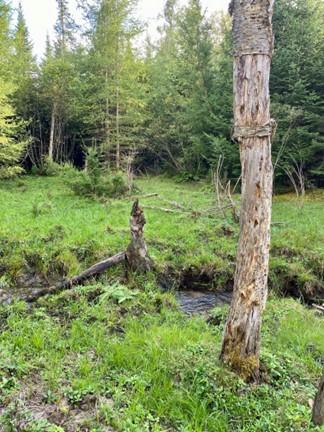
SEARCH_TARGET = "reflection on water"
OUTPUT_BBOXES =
[176,289,232,315]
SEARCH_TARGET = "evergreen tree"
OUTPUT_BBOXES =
[55,0,76,55]
[0,0,12,80]
[271,0,324,187]
[12,3,37,121]
[176,0,216,173]
[144,0,185,172]
[145,0,219,175]
[0,79,26,178]
[38,0,78,163]
[84,0,143,168]
[0,1,26,177]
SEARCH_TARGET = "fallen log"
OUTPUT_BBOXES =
[23,252,126,303]
[143,205,182,214]
[312,304,324,314]
[125,193,159,200]
[0,200,151,305]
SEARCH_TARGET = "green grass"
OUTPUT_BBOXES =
[0,286,323,431]
[0,175,323,292]
[0,175,323,431]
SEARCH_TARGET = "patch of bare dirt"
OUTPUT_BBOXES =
[0,375,115,432]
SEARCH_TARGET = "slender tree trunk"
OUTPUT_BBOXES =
[220,0,276,381]
[116,85,120,170]
[105,69,110,151]
[115,29,120,170]
[312,371,324,426]
[48,102,57,162]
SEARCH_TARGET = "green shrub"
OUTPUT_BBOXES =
[31,157,77,178]
[70,148,129,199]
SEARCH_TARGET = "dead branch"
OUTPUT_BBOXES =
[282,157,306,208]
[143,205,182,214]
[128,193,159,200]
[161,199,188,211]
[225,181,240,223]
[212,157,240,223]
[312,304,324,314]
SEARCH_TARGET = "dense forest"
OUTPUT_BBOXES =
[0,0,324,430]
[0,0,323,186]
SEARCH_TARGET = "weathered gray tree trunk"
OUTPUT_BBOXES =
[312,371,324,425]
[126,199,152,272]
[220,0,276,381]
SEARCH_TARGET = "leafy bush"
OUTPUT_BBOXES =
[30,157,76,177]
[70,148,129,199]
[99,283,139,305]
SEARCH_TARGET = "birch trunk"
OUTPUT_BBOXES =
[48,103,56,162]
[220,0,275,381]
[312,371,324,425]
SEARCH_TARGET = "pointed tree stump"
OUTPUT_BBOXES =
[126,199,152,272]
[312,371,324,426]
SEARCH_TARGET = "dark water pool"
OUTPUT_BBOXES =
[176,289,232,315]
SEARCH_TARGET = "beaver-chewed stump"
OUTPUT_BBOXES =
[126,199,152,272]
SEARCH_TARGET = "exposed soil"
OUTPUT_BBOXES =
[0,375,115,432]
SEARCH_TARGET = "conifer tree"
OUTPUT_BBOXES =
[12,3,37,120]
[0,1,26,177]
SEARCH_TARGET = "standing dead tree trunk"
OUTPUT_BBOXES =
[220,0,276,381]
[312,371,324,426]
[126,200,152,272]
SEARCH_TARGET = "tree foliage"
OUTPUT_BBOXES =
[0,0,322,185]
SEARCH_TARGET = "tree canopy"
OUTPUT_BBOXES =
[0,0,322,186]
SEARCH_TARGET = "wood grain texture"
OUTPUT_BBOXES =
[220,0,275,380]
[312,371,324,425]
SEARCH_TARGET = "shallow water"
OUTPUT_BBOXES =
[176,289,232,315]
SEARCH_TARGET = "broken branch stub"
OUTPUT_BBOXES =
[126,200,152,272]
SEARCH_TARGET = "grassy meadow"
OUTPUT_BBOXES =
[0,174,323,431]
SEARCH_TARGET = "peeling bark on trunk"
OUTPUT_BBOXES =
[220,0,275,381]
[312,371,324,426]
[126,199,152,272]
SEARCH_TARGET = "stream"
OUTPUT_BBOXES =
[176,289,232,315]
